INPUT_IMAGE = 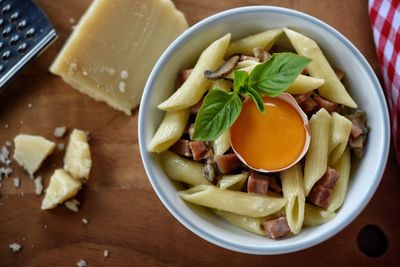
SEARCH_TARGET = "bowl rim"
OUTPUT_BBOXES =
[138,5,390,255]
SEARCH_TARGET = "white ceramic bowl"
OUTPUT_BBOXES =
[138,6,390,254]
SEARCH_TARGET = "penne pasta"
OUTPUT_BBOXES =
[212,79,233,91]
[179,185,287,217]
[328,112,352,165]
[225,28,283,57]
[281,163,305,235]
[235,59,259,69]
[160,150,209,186]
[304,109,332,196]
[158,34,231,111]
[215,210,265,236]
[303,203,336,227]
[284,28,357,108]
[328,148,351,212]
[218,173,248,190]
[148,109,190,153]
[285,75,325,94]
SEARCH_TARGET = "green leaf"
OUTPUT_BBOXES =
[193,89,242,141]
[233,70,249,94]
[249,52,311,96]
[246,87,265,112]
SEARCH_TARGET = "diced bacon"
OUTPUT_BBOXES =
[350,123,364,139]
[247,173,269,195]
[316,167,340,189]
[263,217,290,239]
[170,139,192,157]
[294,91,313,105]
[268,176,282,193]
[215,154,241,174]
[313,94,338,113]
[307,185,332,209]
[202,149,214,160]
[191,97,204,115]
[189,141,208,161]
[300,97,318,114]
[176,69,193,88]
[239,55,260,62]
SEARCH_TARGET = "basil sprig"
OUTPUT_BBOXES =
[193,52,311,141]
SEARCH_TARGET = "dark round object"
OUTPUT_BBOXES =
[357,224,388,258]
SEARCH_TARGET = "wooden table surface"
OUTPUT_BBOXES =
[0,0,399,266]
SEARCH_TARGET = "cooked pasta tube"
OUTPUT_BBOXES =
[235,59,259,69]
[328,112,352,165]
[215,210,265,236]
[148,109,190,153]
[225,28,283,57]
[218,173,248,190]
[328,148,351,212]
[160,150,209,186]
[284,28,357,108]
[304,109,332,196]
[285,75,325,94]
[303,203,336,227]
[179,185,287,217]
[158,34,231,111]
[281,164,305,235]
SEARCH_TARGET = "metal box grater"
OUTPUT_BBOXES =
[0,0,56,91]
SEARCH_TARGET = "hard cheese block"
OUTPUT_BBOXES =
[50,0,188,115]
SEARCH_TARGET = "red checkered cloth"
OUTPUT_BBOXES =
[369,0,400,164]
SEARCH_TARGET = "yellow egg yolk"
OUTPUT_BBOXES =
[230,96,306,171]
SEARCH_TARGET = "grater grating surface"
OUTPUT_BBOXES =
[0,0,56,90]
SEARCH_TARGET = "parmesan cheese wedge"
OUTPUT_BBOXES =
[64,129,91,181]
[41,169,82,210]
[50,0,188,115]
[13,135,56,177]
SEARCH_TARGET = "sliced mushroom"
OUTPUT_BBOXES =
[239,55,260,62]
[204,55,240,80]
[252,48,271,62]
[203,158,218,184]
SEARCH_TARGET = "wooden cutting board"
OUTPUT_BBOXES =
[0,0,399,266]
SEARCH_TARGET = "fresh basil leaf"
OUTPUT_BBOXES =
[233,70,249,94]
[249,52,311,96]
[246,87,265,112]
[193,89,242,141]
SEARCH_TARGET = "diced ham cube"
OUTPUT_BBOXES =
[313,94,338,113]
[215,154,241,174]
[268,176,282,193]
[294,91,313,105]
[263,217,291,239]
[300,97,318,114]
[189,141,208,161]
[170,139,192,157]
[191,97,204,115]
[316,167,340,189]
[307,185,332,209]
[247,173,269,195]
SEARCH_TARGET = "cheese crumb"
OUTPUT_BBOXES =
[76,259,86,267]
[4,123,9,129]
[64,198,80,212]
[120,70,129,79]
[27,103,33,108]
[34,176,43,195]
[81,218,89,224]
[13,177,20,188]
[9,243,22,253]
[53,126,67,138]
[57,143,65,151]
[118,81,126,93]
[103,250,109,258]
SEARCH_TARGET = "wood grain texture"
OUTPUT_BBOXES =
[0,0,398,266]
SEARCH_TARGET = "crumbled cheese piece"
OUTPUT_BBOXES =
[9,243,22,252]
[64,198,80,212]
[120,70,129,79]
[57,143,65,151]
[4,124,9,129]
[76,259,86,267]
[27,103,33,108]
[53,126,67,138]
[13,177,20,188]
[103,250,109,258]
[81,218,89,224]
[64,129,91,181]
[118,81,126,93]
[34,176,43,195]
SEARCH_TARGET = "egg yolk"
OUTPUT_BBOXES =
[230,96,306,171]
